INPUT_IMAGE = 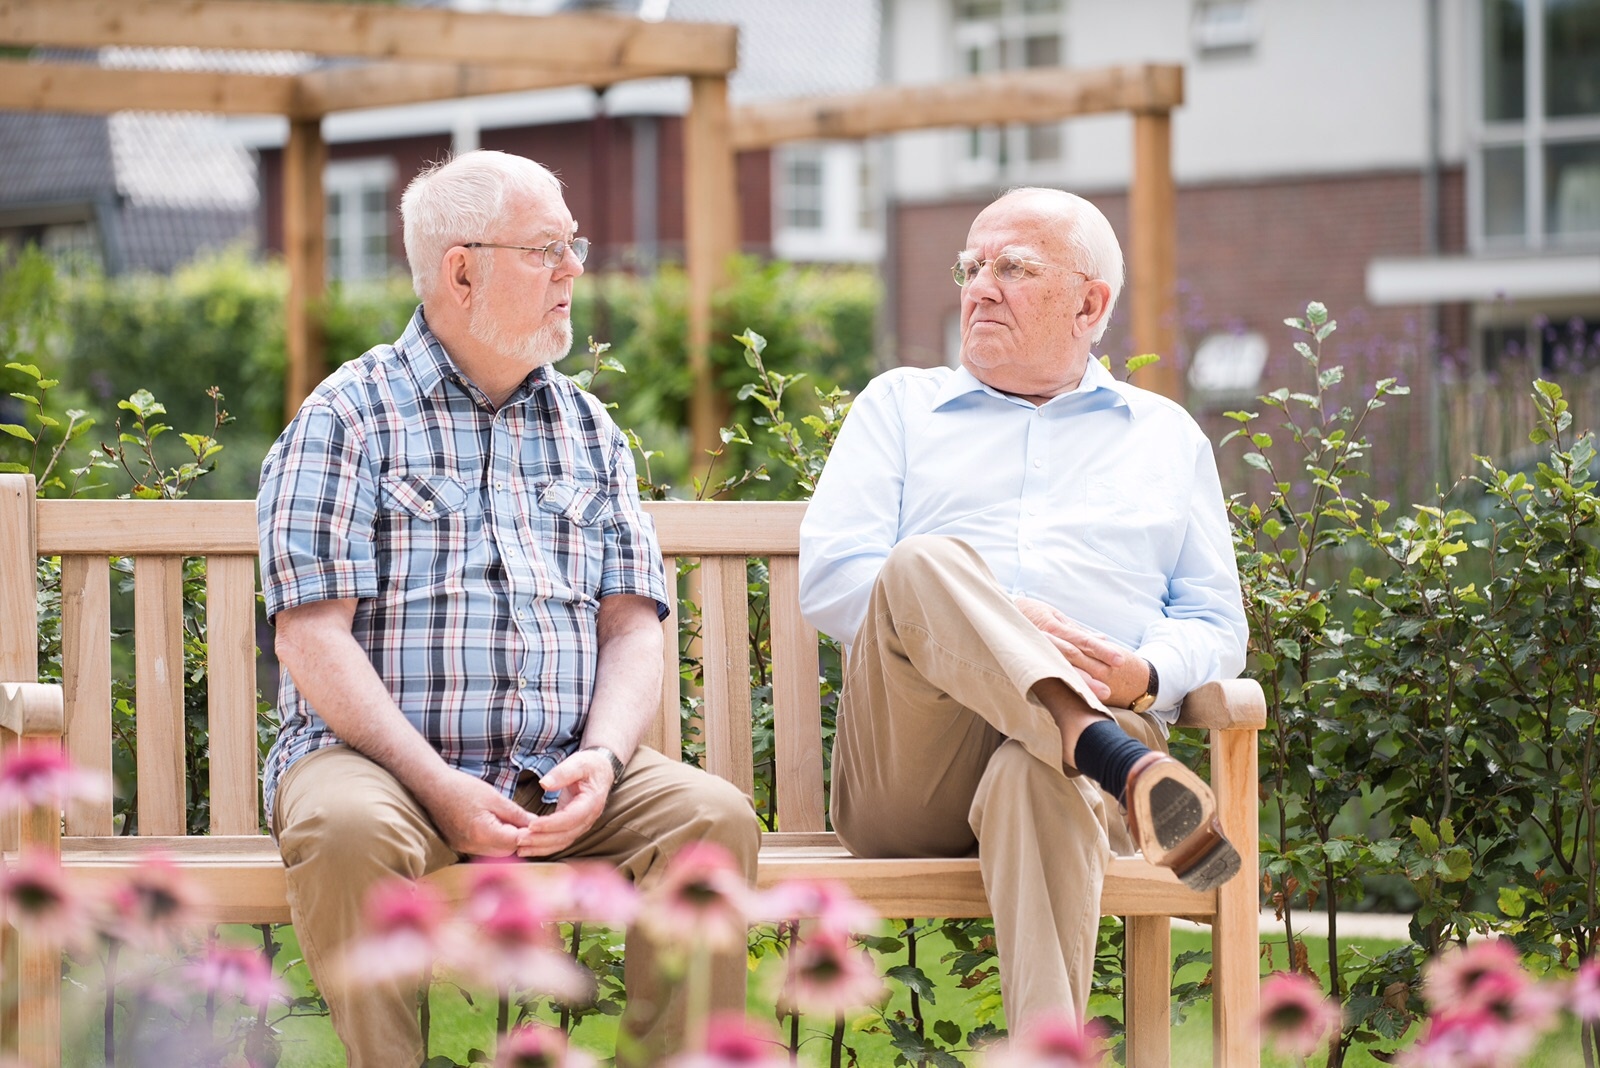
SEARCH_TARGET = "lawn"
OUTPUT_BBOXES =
[57,923,1594,1066]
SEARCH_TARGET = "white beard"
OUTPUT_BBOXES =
[467,306,574,370]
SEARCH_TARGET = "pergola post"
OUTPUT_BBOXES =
[1130,107,1180,400]
[683,74,739,463]
[283,117,328,421]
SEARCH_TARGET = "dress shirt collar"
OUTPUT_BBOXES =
[399,305,550,408]
[930,355,1135,417]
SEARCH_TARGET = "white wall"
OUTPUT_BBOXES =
[885,0,1469,200]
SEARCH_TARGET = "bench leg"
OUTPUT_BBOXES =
[1126,915,1170,1067]
[1211,727,1260,1068]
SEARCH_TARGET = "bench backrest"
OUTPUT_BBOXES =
[0,476,823,842]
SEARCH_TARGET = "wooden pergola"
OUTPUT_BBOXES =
[0,0,742,453]
[729,62,1185,400]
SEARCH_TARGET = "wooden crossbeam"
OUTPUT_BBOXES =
[295,59,685,115]
[730,63,1183,150]
[0,0,738,76]
[0,59,300,116]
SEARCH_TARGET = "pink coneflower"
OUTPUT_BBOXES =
[1422,941,1560,1054]
[662,1014,790,1067]
[98,851,205,951]
[755,879,879,937]
[0,742,108,815]
[560,862,641,928]
[186,942,283,1010]
[638,841,754,954]
[494,1021,597,1068]
[980,1013,1106,1067]
[338,877,449,986]
[443,866,592,1002]
[1257,971,1342,1059]
[0,851,95,952]
[1398,1007,1513,1068]
[1572,958,1600,1022]
[777,928,886,1016]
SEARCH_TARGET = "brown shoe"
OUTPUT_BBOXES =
[1123,755,1241,892]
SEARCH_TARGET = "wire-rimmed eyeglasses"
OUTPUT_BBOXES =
[463,237,589,269]
[951,251,1089,287]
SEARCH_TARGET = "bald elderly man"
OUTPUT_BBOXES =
[799,187,1248,1028]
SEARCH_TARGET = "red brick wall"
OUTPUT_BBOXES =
[258,118,773,274]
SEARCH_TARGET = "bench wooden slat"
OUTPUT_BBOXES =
[61,555,113,836]
[37,500,258,555]
[643,554,682,759]
[134,555,187,836]
[647,501,805,555]
[768,556,825,833]
[699,555,753,796]
[1127,914,1172,1066]
[206,556,260,835]
[1211,725,1262,1067]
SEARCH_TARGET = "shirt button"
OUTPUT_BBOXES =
[1025,541,1034,549]
[517,608,526,620]
[505,545,518,557]
[497,481,506,491]
[1032,459,1042,468]
[422,501,434,513]
[517,676,526,688]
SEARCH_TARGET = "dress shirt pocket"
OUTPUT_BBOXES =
[377,473,473,590]
[1077,474,1182,578]
[533,478,610,599]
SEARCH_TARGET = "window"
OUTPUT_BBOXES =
[953,0,1067,180]
[325,158,396,283]
[1474,0,1600,248]
[1192,0,1258,56]
[782,149,826,231]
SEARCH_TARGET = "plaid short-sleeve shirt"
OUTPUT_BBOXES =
[257,308,669,825]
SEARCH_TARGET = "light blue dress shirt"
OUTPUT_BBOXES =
[797,357,1247,722]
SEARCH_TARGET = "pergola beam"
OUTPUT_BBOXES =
[0,0,737,76]
[0,59,300,116]
[296,60,686,116]
[730,63,1182,150]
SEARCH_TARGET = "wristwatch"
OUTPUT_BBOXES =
[583,745,627,788]
[1129,660,1159,714]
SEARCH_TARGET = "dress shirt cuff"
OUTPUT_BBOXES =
[1137,641,1186,722]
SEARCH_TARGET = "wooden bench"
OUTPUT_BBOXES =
[0,473,1265,1066]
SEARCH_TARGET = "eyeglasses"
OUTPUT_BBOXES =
[951,251,1089,287]
[463,237,589,269]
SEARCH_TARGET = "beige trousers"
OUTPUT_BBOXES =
[830,535,1165,1028]
[273,744,761,1068]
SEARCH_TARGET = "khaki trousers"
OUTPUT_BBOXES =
[273,744,761,1068]
[831,535,1165,1028]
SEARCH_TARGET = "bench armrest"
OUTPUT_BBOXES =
[0,682,65,738]
[1172,678,1267,731]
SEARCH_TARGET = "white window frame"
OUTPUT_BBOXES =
[1469,0,1600,252]
[773,143,884,264]
[325,157,397,284]
[949,0,1070,188]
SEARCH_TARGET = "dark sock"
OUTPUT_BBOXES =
[1072,719,1154,803]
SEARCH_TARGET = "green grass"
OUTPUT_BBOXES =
[56,925,1597,1067]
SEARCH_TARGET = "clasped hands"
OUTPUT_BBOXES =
[1013,595,1150,710]
[419,747,616,859]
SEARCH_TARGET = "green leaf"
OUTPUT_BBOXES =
[933,1019,963,1045]
[886,964,938,1005]
[1440,846,1472,882]
[1243,452,1271,472]
[1125,353,1161,374]
[1306,302,1329,327]
[1410,816,1439,854]
[1498,886,1527,919]
[0,423,35,443]
[4,362,40,380]
[0,462,28,474]
[1250,432,1273,449]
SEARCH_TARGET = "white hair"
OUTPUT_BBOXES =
[401,150,563,302]
[998,187,1126,343]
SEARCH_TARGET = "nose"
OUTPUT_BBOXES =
[964,260,1002,302]
[555,243,585,280]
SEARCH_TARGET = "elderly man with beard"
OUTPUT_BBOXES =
[258,151,759,1068]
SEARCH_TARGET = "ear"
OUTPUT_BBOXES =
[439,245,477,311]
[1074,279,1113,339]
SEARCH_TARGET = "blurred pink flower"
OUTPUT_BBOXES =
[1399,1007,1515,1068]
[444,863,592,1002]
[494,1021,597,1068]
[1257,971,1341,1059]
[99,851,205,950]
[639,841,754,954]
[981,1012,1106,1068]
[1407,942,1564,1067]
[561,862,641,928]
[778,928,885,1016]
[755,879,878,936]
[0,743,108,815]
[186,942,283,1010]
[663,1014,790,1067]
[0,851,94,951]
[339,876,449,986]
[1572,958,1600,1022]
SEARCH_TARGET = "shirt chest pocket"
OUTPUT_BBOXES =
[377,473,474,589]
[1077,474,1185,578]
[531,478,610,597]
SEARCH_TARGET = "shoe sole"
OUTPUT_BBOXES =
[1131,763,1243,893]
